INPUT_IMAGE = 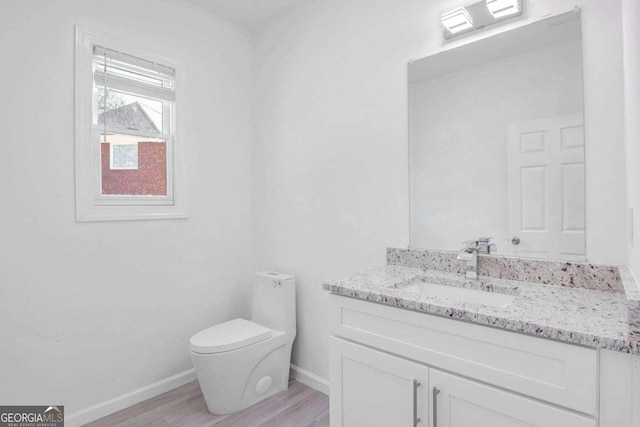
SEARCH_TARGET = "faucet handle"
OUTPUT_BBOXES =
[461,240,478,252]
[478,237,493,243]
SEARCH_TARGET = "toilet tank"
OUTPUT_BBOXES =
[251,271,296,340]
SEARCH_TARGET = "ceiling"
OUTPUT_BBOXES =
[182,0,304,29]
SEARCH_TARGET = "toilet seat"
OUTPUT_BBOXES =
[190,318,272,354]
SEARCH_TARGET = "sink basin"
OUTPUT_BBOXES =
[397,281,517,308]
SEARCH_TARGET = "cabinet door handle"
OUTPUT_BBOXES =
[433,387,440,427]
[413,379,421,426]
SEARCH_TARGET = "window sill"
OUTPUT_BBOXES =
[76,204,188,222]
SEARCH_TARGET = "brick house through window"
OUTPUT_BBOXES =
[98,102,167,196]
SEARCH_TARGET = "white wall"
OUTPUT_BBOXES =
[252,0,628,382]
[252,0,416,383]
[410,40,584,253]
[0,0,630,411]
[0,0,252,414]
[622,0,640,279]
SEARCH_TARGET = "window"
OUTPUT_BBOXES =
[75,27,187,221]
[110,144,138,170]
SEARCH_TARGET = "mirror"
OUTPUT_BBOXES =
[409,11,585,261]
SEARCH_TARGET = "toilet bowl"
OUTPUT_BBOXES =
[190,271,296,414]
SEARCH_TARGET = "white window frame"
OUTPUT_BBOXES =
[75,26,187,221]
[110,143,139,170]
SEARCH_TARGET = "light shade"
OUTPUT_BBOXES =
[441,7,474,34]
[486,0,521,19]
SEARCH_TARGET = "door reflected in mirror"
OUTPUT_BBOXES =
[409,10,585,261]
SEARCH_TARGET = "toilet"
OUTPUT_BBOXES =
[190,271,296,414]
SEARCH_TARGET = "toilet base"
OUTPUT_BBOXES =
[191,331,291,414]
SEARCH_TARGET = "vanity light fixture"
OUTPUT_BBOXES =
[441,7,474,35]
[486,0,521,19]
[442,0,523,40]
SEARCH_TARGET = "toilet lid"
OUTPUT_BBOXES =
[190,318,272,354]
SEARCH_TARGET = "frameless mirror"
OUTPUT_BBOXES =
[409,11,585,261]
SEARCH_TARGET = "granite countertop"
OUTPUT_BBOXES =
[323,265,640,355]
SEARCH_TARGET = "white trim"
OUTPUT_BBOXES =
[109,143,138,170]
[63,364,326,426]
[75,25,188,222]
[633,356,640,427]
[289,363,330,395]
[65,368,196,427]
[96,125,172,141]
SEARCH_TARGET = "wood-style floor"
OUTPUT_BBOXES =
[85,380,329,427]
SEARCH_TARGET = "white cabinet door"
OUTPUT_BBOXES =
[429,369,595,427]
[330,337,429,427]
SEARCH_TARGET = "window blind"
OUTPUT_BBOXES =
[93,45,175,101]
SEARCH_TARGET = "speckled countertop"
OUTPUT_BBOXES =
[323,265,640,355]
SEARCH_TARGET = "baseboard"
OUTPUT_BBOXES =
[65,364,327,426]
[634,356,640,427]
[289,364,330,395]
[65,368,196,427]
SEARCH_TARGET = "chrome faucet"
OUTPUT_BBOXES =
[457,237,497,279]
[476,237,497,255]
[457,245,478,279]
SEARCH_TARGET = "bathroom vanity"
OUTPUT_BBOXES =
[325,6,640,426]
[323,249,640,427]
